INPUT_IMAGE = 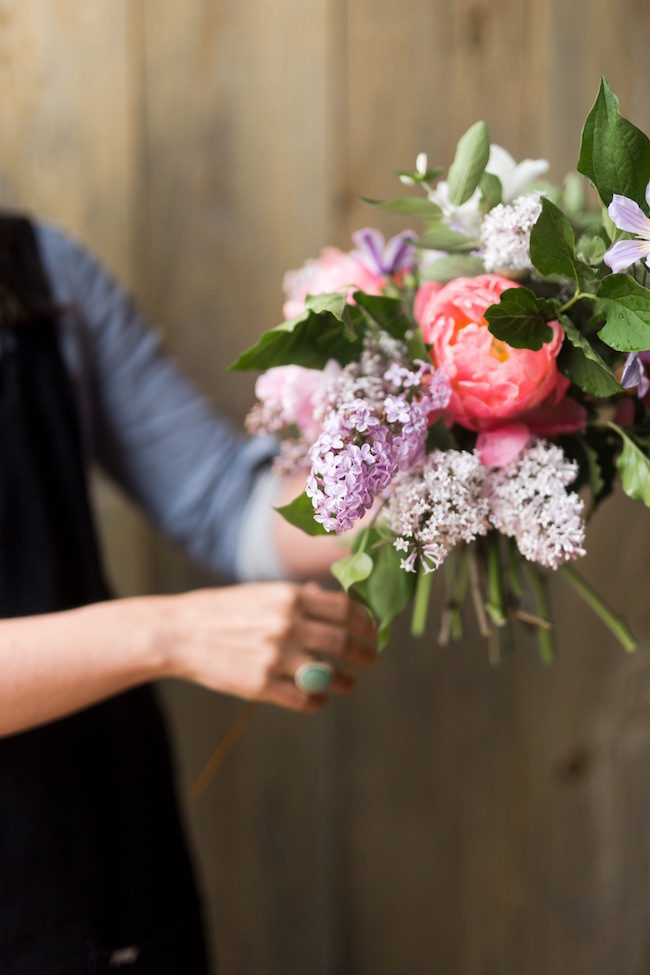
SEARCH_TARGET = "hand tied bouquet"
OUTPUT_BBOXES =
[233,78,650,661]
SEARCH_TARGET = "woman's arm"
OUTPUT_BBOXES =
[0,582,377,738]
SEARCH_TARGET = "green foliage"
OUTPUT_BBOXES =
[417,225,478,252]
[361,196,442,217]
[331,550,374,591]
[230,292,364,371]
[575,234,607,267]
[274,492,328,536]
[420,254,485,282]
[597,274,650,352]
[395,166,444,184]
[609,424,650,507]
[478,172,502,212]
[426,419,456,451]
[578,77,650,209]
[485,287,554,350]
[351,528,417,649]
[558,315,621,397]
[353,292,410,340]
[447,120,490,205]
[529,197,580,281]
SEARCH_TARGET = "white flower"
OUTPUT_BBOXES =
[428,145,549,238]
[480,193,543,272]
[486,440,586,569]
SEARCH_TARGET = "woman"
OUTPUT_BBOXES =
[0,214,376,974]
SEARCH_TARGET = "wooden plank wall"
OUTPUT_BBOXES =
[1,2,649,972]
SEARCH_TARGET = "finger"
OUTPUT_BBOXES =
[300,582,378,643]
[280,651,358,693]
[293,617,377,666]
[262,680,328,713]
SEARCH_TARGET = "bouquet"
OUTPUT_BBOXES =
[233,79,650,662]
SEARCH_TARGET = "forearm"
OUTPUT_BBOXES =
[0,598,165,737]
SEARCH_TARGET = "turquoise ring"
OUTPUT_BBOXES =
[294,661,334,695]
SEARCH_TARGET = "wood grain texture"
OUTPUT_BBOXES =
[0,2,649,973]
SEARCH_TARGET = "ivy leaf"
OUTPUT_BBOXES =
[420,254,485,282]
[416,225,478,252]
[529,197,579,281]
[274,492,329,536]
[558,315,621,397]
[331,550,374,592]
[230,293,364,371]
[447,120,490,205]
[610,424,650,507]
[577,77,650,209]
[597,274,650,352]
[352,530,417,649]
[485,287,554,350]
[361,196,442,217]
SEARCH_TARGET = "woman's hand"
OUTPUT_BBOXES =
[159,581,378,712]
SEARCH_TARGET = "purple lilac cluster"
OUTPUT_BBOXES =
[306,361,450,533]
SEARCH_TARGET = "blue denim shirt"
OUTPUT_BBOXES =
[35,222,282,581]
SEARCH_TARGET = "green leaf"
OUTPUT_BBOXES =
[304,292,349,317]
[562,172,585,216]
[426,419,456,451]
[447,120,490,205]
[577,77,650,208]
[360,196,442,217]
[485,287,554,350]
[274,492,329,536]
[395,166,444,184]
[558,314,621,397]
[420,253,485,282]
[575,234,606,266]
[352,530,417,647]
[407,327,430,362]
[331,550,374,592]
[416,225,478,252]
[230,296,364,371]
[597,274,650,351]
[352,292,409,340]
[478,171,502,212]
[529,197,579,280]
[610,424,650,507]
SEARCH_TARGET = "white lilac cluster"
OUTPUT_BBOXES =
[385,440,586,573]
[306,352,450,533]
[480,193,543,273]
[486,440,586,568]
[385,450,490,572]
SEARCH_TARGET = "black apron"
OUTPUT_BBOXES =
[0,217,209,974]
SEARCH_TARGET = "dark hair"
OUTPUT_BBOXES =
[0,214,61,327]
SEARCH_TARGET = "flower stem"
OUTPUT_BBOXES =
[522,561,556,664]
[559,564,637,653]
[439,547,470,645]
[557,289,597,315]
[411,568,433,637]
[485,533,507,627]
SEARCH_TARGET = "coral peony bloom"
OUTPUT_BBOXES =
[255,361,341,442]
[282,247,385,319]
[416,273,567,431]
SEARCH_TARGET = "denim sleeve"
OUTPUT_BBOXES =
[35,222,284,580]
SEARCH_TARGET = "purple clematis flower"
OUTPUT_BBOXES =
[352,228,417,277]
[621,351,650,399]
[604,180,650,273]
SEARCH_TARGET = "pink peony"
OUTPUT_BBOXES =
[283,247,385,319]
[255,361,341,441]
[415,273,587,465]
